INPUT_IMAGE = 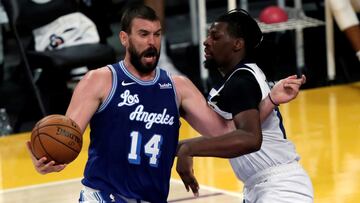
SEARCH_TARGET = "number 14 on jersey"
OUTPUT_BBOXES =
[128,131,163,167]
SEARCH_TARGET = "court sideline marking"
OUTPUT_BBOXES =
[0,178,243,201]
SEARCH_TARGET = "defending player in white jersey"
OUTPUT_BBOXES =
[176,9,313,203]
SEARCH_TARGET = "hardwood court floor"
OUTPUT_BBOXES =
[1,82,360,202]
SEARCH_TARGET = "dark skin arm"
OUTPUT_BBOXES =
[176,109,262,195]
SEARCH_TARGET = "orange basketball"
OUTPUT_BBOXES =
[30,114,83,164]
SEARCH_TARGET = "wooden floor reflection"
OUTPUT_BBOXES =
[1,82,360,202]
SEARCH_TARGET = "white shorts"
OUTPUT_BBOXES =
[79,186,150,203]
[243,162,313,203]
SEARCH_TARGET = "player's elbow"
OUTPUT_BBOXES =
[248,132,262,153]
[231,131,262,156]
[252,139,262,152]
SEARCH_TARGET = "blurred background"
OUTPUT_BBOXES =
[0,0,359,133]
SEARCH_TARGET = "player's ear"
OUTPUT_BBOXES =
[119,31,128,46]
[233,38,245,51]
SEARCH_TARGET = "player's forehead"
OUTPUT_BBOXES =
[131,18,162,33]
[208,22,228,34]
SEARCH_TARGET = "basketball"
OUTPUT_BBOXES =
[259,6,288,24]
[30,114,83,164]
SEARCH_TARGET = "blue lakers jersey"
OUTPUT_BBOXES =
[82,61,180,203]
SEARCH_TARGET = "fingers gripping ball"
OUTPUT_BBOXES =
[259,6,288,24]
[31,115,82,164]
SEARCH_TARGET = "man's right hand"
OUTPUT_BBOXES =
[26,141,66,174]
[176,143,199,197]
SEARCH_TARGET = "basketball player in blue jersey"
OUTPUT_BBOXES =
[26,5,306,203]
[176,9,313,203]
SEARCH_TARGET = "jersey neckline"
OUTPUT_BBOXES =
[119,60,160,86]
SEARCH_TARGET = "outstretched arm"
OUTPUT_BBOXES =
[26,67,112,174]
[173,75,233,137]
[259,74,306,122]
[176,109,262,195]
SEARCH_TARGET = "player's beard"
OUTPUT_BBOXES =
[129,41,159,74]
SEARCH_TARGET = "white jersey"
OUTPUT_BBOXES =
[208,63,300,182]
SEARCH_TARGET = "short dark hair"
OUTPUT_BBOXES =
[120,4,159,33]
[216,9,263,51]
